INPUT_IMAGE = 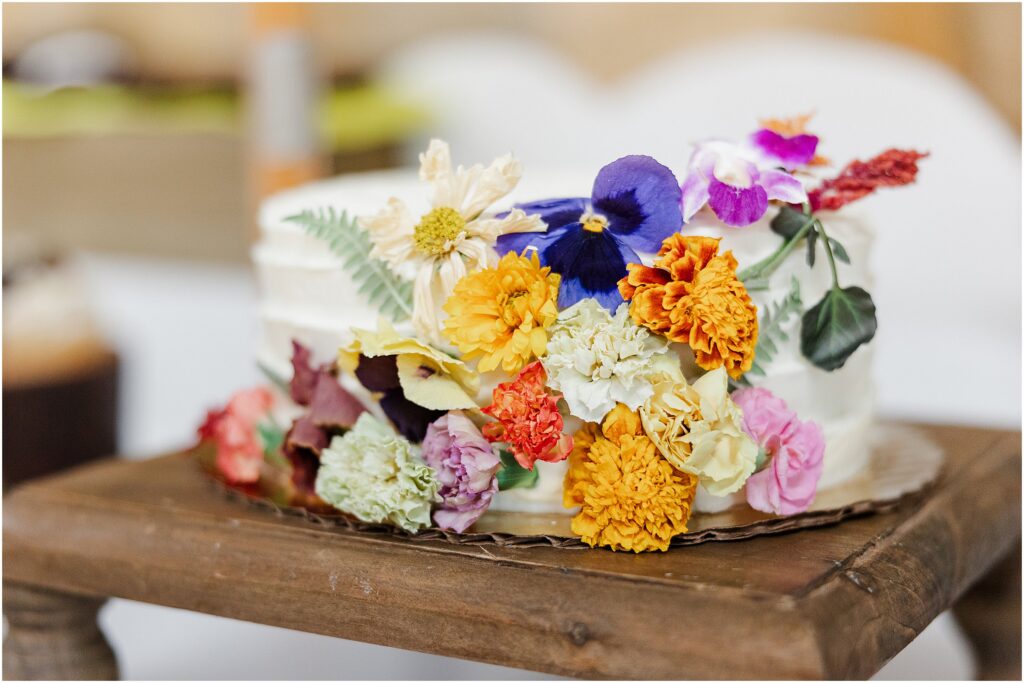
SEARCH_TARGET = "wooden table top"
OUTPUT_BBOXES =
[4,421,1020,679]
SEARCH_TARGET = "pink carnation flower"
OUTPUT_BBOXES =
[198,387,274,484]
[731,387,824,516]
[421,412,501,533]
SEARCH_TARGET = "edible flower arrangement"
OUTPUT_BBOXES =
[196,116,925,552]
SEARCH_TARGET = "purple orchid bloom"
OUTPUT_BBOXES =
[748,128,819,169]
[495,155,681,311]
[680,140,808,227]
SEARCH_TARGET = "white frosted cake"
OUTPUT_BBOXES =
[186,128,928,552]
[255,168,875,514]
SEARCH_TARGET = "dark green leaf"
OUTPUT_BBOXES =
[770,205,811,240]
[806,227,818,267]
[800,286,877,371]
[828,237,851,264]
[496,450,539,491]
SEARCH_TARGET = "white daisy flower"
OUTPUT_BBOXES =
[358,140,544,344]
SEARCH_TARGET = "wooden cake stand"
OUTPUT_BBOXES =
[3,421,1020,680]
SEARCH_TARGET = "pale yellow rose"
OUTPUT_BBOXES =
[639,367,758,496]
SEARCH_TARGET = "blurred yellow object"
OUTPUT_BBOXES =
[320,85,430,153]
[2,80,237,136]
[2,80,430,152]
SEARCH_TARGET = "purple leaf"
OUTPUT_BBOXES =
[289,340,320,406]
[308,372,367,431]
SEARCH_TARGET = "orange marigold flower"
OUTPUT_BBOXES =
[618,234,758,379]
[563,404,697,552]
[442,250,560,374]
[482,361,573,470]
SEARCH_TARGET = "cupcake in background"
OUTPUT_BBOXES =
[3,233,119,488]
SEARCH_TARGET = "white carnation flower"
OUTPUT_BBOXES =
[544,300,674,423]
[315,413,439,532]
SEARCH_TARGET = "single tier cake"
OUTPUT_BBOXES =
[198,119,925,552]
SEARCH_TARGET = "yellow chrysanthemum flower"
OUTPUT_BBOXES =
[442,251,560,374]
[563,404,698,553]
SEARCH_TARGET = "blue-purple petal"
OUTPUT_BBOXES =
[541,226,637,311]
[591,155,682,253]
[494,223,572,257]
[707,178,769,227]
[503,197,588,230]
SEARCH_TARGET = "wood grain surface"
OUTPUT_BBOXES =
[3,421,1020,679]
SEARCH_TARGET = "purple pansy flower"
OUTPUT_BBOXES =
[421,411,501,533]
[350,352,444,443]
[680,140,808,227]
[495,155,682,311]
[748,128,819,169]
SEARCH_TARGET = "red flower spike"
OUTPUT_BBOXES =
[808,149,928,212]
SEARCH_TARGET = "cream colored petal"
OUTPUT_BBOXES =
[438,162,482,212]
[455,236,495,271]
[395,354,479,410]
[468,209,546,242]
[358,197,417,270]
[438,249,468,297]
[419,139,452,184]
[412,262,443,344]
[459,153,523,219]
[420,139,474,210]
[693,366,730,418]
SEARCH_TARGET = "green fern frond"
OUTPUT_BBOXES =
[748,277,803,378]
[285,208,414,323]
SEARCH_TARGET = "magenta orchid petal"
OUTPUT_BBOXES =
[749,129,819,168]
[707,178,769,227]
[681,138,810,227]
[760,168,808,204]
[680,171,710,222]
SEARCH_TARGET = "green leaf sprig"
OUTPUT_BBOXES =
[285,208,414,323]
[747,277,803,377]
[739,203,877,372]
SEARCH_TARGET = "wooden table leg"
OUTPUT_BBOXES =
[3,582,119,680]
[953,539,1022,680]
